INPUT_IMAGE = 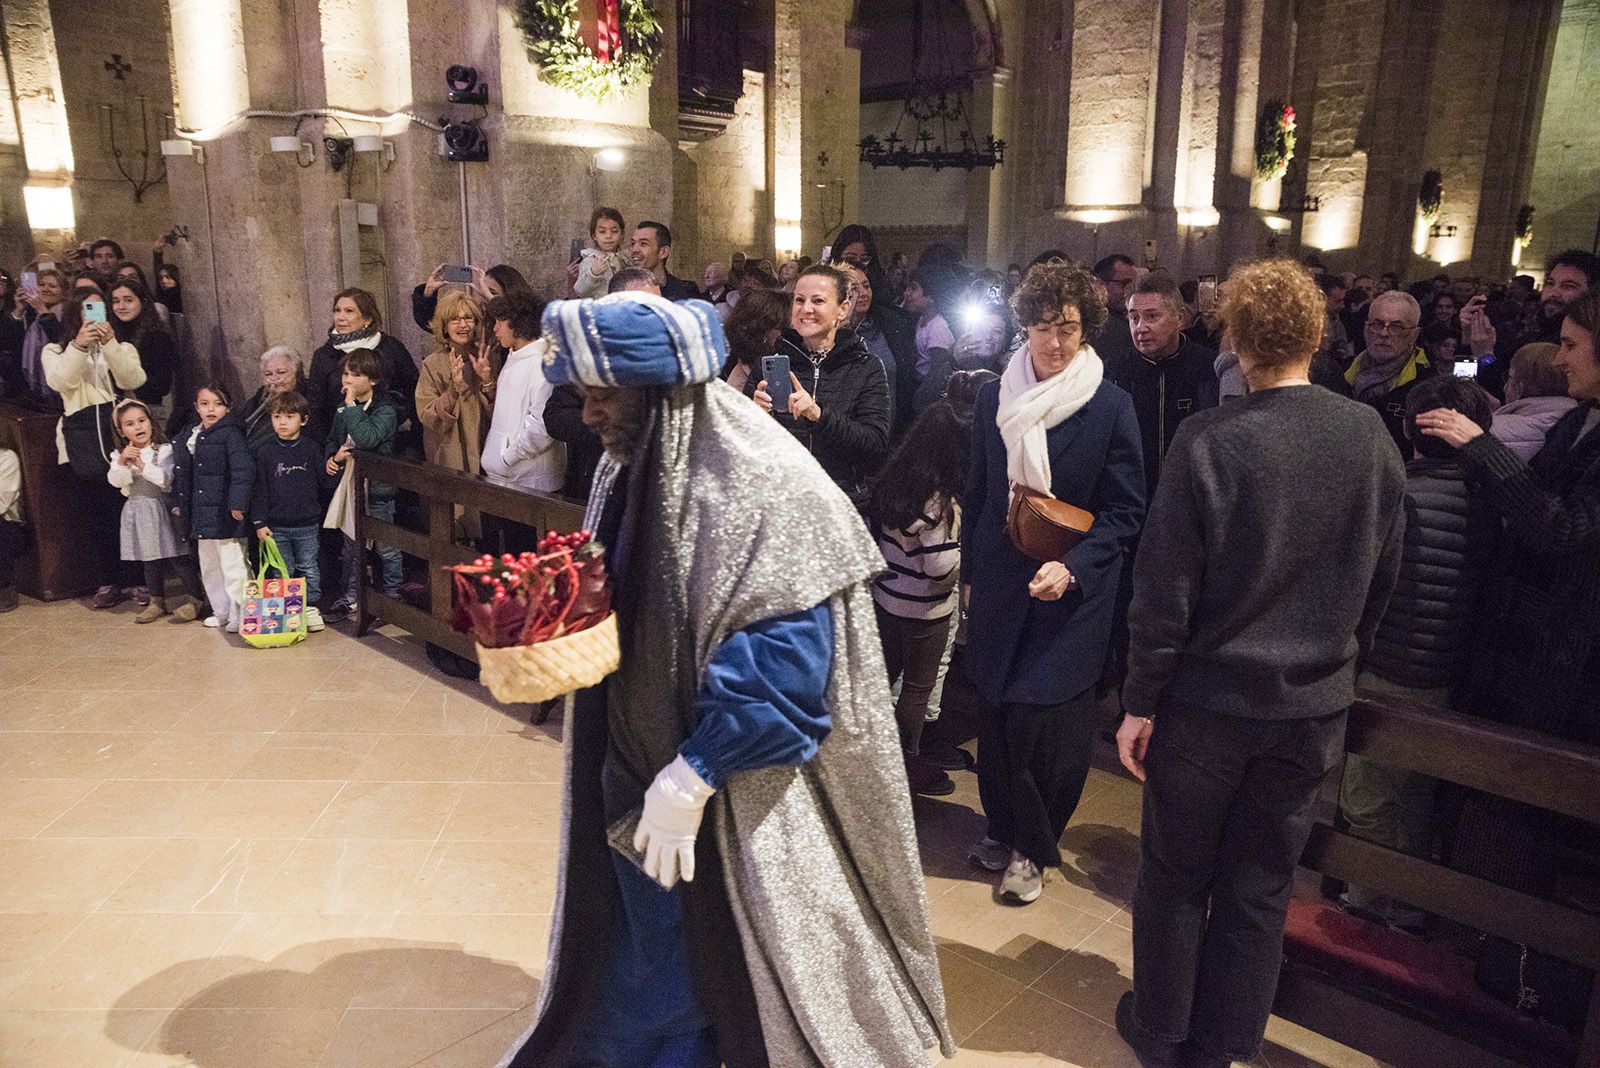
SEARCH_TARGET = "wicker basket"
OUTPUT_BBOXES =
[476,612,621,704]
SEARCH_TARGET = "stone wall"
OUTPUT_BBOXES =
[676,69,770,274]
[1525,0,1600,274]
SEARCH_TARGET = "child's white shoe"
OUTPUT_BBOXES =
[305,606,325,632]
[203,615,223,629]
[226,618,240,634]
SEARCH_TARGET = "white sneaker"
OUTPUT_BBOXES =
[1001,853,1043,905]
[969,836,1011,873]
[305,606,325,632]
[226,618,240,634]
[203,615,223,629]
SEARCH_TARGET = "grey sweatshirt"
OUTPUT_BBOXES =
[1123,384,1406,720]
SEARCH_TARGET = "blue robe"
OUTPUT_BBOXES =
[577,602,835,1066]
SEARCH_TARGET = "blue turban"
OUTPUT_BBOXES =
[540,293,728,388]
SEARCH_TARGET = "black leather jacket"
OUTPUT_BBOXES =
[772,328,890,499]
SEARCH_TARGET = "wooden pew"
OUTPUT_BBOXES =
[348,451,585,720]
[1277,696,1600,1068]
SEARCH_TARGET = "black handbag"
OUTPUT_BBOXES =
[60,401,115,481]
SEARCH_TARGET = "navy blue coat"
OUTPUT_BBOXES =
[173,412,255,540]
[962,376,1146,706]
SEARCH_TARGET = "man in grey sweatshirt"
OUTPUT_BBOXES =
[1113,260,1406,1068]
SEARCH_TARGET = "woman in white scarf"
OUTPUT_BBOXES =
[960,260,1147,906]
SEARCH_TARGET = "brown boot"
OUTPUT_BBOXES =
[134,598,168,624]
[169,600,199,623]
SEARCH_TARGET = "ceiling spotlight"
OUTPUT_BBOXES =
[442,122,488,163]
[594,148,626,172]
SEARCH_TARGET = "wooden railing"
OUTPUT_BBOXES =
[349,452,585,664]
[1279,695,1600,1068]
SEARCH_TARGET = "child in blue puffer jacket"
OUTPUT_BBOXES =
[172,383,254,631]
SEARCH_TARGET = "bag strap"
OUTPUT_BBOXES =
[258,535,289,580]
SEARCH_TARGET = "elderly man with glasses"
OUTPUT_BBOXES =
[1336,290,1435,453]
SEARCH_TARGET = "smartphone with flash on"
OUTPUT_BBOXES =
[762,354,792,414]
[442,265,474,284]
[1197,274,1218,312]
[82,299,107,324]
[1453,359,1479,379]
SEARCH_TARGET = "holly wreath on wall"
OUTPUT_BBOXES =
[516,0,664,99]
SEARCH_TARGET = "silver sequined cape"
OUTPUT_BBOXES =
[499,379,954,1067]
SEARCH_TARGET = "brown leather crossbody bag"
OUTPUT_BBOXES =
[1006,485,1095,563]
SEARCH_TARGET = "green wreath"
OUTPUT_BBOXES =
[516,0,664,99]
[1254,100,1296,182]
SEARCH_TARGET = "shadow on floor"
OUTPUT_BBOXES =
[1059,823,1141,902]
[108,941,539,1066]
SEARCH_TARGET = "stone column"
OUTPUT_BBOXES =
[770,0,859,261]
[1058,0,1161,261]
[4,0,75,250]
[1524,0,1599,273]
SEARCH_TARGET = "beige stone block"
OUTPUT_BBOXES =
[439,782,563,841]
[253,840,428,915]
[0,1008,167,1068]
[406,841,559,915]
[37,778,221,838]
[306,780,463,840]
[5,911,242,1009]
[98,838,297,914]
[184,780,344,838]
[0,838,160,912]
[0,778,97,836]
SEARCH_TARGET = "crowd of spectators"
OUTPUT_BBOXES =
[0,218,1595,1052]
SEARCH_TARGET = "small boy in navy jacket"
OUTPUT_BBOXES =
[250,390,331,631]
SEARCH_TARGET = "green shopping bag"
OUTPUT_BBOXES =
[239,537,308,649]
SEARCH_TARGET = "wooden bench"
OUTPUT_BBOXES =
[349,451,585,719]
[0,400,109,599]
[1276,696,1600,1068]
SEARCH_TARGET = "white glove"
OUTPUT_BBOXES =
[634,754,715,890]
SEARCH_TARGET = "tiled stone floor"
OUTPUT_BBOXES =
[0,596,1381,1067]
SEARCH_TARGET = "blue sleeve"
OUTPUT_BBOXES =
[678,602,834,790]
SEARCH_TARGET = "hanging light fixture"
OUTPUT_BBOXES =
[858,0,1004,172]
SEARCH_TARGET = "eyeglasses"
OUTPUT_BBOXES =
[841,253,873,267]
[448,315,478,325]
[1366,319,1417,335]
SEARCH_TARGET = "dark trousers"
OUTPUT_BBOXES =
[875,605,953,755]
[976,686,1098,869]
[0,517,22,589]
[1131,708,1346,1061]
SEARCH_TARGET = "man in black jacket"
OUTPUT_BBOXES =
[630,221,702,302]
[1103,274,1217,689]
[1105,275,1219,500]
[1091,253,1138,367]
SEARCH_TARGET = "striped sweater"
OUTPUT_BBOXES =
[872,496,961,620]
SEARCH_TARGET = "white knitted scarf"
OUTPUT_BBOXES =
[997,341,1103,496]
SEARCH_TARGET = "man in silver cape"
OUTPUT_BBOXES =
[498,292,953,1067]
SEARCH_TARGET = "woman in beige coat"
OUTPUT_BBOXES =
[415,289,496,536]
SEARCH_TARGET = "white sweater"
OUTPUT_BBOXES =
[42,338,146,416]
[481,339,565,493]
[107,443,174,497]
[872,495,961,620]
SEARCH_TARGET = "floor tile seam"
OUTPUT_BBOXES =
[950,989,1023,1050]
[19,779,105,840]
[116,1007,176,1068]
[1022,971,1123,1029]
[0,910,98,1006]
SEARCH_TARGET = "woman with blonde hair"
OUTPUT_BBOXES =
[416,290,496,528]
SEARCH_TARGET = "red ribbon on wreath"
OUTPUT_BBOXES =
[577,0,622,65]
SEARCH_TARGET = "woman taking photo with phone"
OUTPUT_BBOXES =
[43,290,150,608]
[109,278,175,417]
[961,260,1146,905]
[753,263,890,502]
